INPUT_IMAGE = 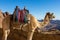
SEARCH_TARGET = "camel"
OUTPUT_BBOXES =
[12,12,55,40]
[0,11,10,40]
[22,12,55,40]
[1,11,55,40]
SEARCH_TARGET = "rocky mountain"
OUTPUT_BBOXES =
[38,20,60,31]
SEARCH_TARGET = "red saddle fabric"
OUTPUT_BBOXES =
[18,10,25,23]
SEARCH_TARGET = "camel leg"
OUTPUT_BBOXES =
[2,30,10,40]
[27,28,35,40]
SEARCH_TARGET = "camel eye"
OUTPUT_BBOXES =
[49,16,50,18]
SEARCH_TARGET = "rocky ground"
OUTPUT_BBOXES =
[0,29,60,40]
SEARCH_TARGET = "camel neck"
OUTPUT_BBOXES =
[43,15,50,25]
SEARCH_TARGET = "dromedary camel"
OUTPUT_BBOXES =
[0,11,10,40]
[22,12,55,40]
[2,12,55,40]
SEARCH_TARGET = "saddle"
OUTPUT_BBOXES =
[13,6,29,24]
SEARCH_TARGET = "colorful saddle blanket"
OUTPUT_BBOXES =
[15,8,29,23]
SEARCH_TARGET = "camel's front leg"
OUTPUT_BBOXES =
[27,29,35,40]
[2,30,10,40]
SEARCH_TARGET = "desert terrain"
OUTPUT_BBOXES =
[0,28,60,40]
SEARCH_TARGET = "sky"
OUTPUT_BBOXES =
[0,0,60,20]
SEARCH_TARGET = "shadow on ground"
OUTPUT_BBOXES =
[0,29,60,40]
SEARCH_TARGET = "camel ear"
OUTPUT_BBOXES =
[46,12,50,15]
[51,13,54,15]
[52,13,55,18]
[53,16,55,18]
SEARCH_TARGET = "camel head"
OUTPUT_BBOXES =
[37,12,55,32]
[46,12,55,20]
